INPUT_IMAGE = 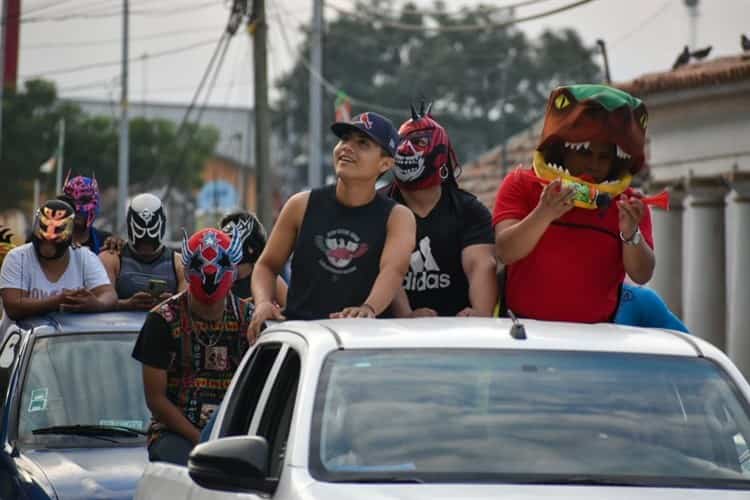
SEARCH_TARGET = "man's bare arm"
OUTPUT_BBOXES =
[0,288,63,320]
[98,250,119,288]
[495,180,575,265]
[460,244,498,316]
[248,192,310,340]
[251,192,309,305]
[361,205,416,314]
[142,365,201,444]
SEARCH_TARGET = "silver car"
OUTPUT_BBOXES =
[136,318,750,499]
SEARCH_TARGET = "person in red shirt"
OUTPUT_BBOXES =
[494,84,654,323]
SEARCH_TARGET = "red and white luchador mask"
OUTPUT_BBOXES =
[394,103,458,191]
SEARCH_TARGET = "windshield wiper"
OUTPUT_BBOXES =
[32,424,147,438]
[507,475,658,487]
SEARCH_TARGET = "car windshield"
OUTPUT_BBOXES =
[17,333,149,446]
[311,350,750,489]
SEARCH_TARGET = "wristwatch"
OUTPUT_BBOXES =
[620,228,642,245]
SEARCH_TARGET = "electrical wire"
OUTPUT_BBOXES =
[21,38,219,79]
[24,26,219,50]
[334,0,556,19]
[274,11,403,115]
[325,0,597,33]
[156,16,240,199]
[12,0,222,24]
[24,0,79,16]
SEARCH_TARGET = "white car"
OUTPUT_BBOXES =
[135,318,750,499]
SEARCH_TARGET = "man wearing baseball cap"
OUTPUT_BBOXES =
[248,112,416,339]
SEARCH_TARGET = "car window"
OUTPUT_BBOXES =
[17,333,149,444]
[310,350,750,489]
[0,331,23,413]
[219,343,282,438]
[257,348,301,479]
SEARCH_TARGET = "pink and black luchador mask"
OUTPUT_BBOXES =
[181,228,243,304]
[62,173,100,229]
[394,103,458,191]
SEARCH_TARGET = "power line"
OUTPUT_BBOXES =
[157,0,246,199]
[21,38,218,79]
[58,76,120,92]
[274,11,403,116]
[11,0,222,24]
[24,26,218,49]
[337,0,556,18]
[325,0,598,33]
[24,0,79,15]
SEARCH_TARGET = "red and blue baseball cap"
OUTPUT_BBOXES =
[331,112,400,157]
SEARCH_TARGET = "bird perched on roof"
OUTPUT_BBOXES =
[742,34,750,52]
[672,45,713,69]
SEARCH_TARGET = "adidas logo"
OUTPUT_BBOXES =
[403,236,451,291]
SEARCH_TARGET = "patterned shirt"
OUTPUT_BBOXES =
[132,291,253,438]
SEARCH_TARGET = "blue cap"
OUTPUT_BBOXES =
[331,112,400,157]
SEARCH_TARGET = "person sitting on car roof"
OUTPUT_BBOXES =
[493,84,686,331]
[0,199,116,322]
[247,112,416,340]
[99,193,186,310]
[382,103,497,318]
[132,227,252,466]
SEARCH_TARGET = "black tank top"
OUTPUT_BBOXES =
[285,185,395,320]
[116,245,178,299]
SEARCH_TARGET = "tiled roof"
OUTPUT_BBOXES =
[617,53,750,97]
[458,119,542,209]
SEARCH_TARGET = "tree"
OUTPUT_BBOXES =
[0,79,219,212]
[275,1,601,170]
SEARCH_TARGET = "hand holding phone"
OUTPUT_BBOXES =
[147,279,168,298]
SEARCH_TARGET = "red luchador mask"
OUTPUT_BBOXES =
[394,103,458,191]
[181,228,243,304]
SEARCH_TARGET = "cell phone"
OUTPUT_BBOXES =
[147,279,168,298]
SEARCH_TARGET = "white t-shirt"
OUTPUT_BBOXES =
[0,243,110,299]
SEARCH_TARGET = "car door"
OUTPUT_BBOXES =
[188,332,305,500]
[0,326,28,499]
[135,339,288,500]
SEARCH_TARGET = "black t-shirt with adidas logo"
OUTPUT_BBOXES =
[391,185,493,316]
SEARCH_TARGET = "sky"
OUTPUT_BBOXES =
[13,0,750,110]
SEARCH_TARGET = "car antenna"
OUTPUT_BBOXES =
[507,309,527,340]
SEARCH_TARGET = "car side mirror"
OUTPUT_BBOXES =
[188,436,277,494]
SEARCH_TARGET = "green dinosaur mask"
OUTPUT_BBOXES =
[533,84,649,209]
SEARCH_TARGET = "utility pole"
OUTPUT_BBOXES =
[684,0,699,50]
[55,118,65,193]
[252,0,271,226]
[596,39,612,84]
[0,0,7,163]
[308,0,323,188]
[117,0,130,234]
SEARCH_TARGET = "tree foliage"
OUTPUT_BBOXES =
[0,79,219,212]
[276,0,601,170]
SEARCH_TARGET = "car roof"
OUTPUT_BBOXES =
[16,311,147,335]
[278,317,701,357]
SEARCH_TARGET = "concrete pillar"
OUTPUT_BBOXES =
[648,182,685,318]
[725,172,750,376]
[683,177,728,349]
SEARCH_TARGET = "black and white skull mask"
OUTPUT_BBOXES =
[127,193,166,249]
